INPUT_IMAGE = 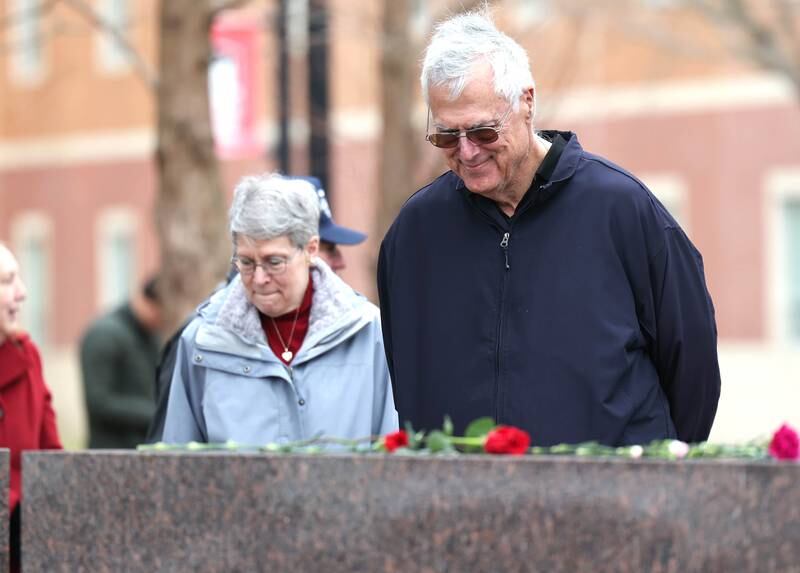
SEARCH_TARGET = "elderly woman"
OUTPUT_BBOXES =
[162,174,398,445]
[0,242,62,572]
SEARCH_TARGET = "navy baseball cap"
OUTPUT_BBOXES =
[293,176,367,246]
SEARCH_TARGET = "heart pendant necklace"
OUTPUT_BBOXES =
[270,305,301,363]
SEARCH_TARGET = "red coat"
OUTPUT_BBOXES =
[0,333,62,512]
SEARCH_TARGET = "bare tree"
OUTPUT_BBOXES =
[3,0,253,333]
[689,0,800,96]
[557,0,800,102]
[378,0,492,242]
[155,0,236,334]
[378,0,416,241]
[59,0,157,88]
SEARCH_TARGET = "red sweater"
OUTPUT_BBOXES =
[0,333,62,512]
[260,276,314,365]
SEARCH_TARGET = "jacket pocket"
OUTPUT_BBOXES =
[200,366,285,444]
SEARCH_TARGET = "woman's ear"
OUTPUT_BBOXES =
[305,236,320,260]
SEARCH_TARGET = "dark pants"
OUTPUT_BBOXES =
[10,505,20,573]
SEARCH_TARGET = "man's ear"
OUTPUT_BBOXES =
[524,87,535,120]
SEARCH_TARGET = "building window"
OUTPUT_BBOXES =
[9,0,44,84]
[784,199,800,340]
[11,213,52,346]
[641,0,680,8]
[766,169,800,343]
[96,208,137,311]
[209,53,243,150]
[410,0,430,40]
[640,174,689,231]
[287,0,309,55]
[96,0,130,73]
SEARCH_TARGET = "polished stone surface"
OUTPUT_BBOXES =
[22,451,800,572]
[0,449,7,573]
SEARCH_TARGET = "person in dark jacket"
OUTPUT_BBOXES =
[145,176,368,443]
[81,277,162,448]
[0,242,63,573]
[377,10,721,446]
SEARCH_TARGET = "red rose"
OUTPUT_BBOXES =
[383,430,409,453]
[484,426,530,455]
[769,423,800,461]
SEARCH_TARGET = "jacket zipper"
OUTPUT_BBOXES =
[470,185,554,425]
[495,231,511,422]
[500,232,510,270]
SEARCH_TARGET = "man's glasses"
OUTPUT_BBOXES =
[232,249,301,277]
[425,104,514,149]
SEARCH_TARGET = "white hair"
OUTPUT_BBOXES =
[229,173,320,248]
[420,10,535,112]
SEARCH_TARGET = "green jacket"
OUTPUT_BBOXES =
[80,304,160,448]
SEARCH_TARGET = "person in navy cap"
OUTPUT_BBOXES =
[296,175,367,274]
[145,174,368,443]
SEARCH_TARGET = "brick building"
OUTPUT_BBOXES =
[1,0,797,445]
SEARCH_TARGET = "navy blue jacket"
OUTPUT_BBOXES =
[377,131,720,446]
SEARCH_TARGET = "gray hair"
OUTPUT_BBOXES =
[420,10,535,112]
[229,173,320,248]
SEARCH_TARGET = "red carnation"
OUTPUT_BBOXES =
[484,426,531,455]
[383,430,409,453]
[769,423,800,461]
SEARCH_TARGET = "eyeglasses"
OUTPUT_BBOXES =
[425,104,515,149]
[232,249,302,277]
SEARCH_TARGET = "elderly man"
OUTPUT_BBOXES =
[377,11,720,446]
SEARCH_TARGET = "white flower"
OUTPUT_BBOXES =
[629,445,644,459]
[668,440,690,459]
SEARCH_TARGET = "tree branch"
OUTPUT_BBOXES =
[0,0,58,30]
[772,0,800,86]
[57,0,158,90]
[690,0,799,94]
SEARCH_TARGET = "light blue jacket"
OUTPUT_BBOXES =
[162,261,398,446]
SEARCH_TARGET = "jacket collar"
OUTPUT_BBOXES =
[457,130,583,224]
[537,130,582,187]
[202,258,368,351]
[0,335,31,389]
[455,130,582,210]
